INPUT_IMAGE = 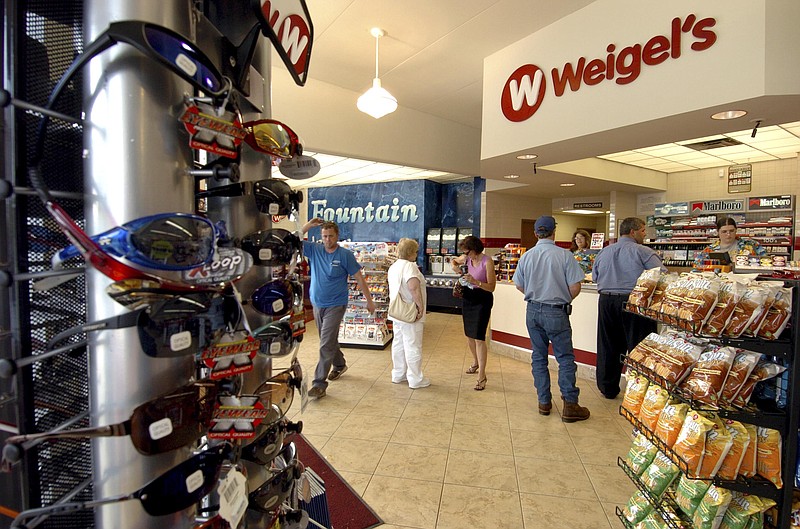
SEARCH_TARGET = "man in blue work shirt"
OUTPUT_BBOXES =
[302,218,376,399]
[592,217,666,399]
[513,216,590,423]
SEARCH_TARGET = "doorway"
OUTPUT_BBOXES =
[521,219,536,250]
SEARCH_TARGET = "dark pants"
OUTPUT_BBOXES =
[596,293,657,397]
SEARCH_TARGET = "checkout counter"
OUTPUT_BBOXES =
[489,281,600,380]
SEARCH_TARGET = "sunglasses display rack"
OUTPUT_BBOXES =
[338,242,397,348]
[1,1,324,529]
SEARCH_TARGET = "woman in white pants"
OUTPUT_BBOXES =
[387,238,429,389]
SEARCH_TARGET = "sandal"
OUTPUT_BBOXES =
[474,377,487,391]
[465,364,479,374]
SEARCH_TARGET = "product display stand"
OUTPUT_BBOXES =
[338,242,395,349]
[617,282,800,529]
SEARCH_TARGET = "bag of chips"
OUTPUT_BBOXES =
[716,420,750,481]
[719,351,762,407]
[756,427,783,489]
[648,273,678,314]
[702,277,745,337]
[622,491,653,525]
[650,334,703,385]
[629,268,662,314]
[744,283,780,337]
[732,361,786,408]
[698,414,734,479]
[680,345,736,408]
[634,510,668,529]
[724,284,768,338]
[674,411,714,477]
[757,286,792,340]
[638,384,670,432]
[640,450,681,498]
[654,401,689,448]
[625,432,658,476]
[739,424,758,478]
[628,332,663,365]
[719,492,775,529]
[693,485,732,529]
[678,275,722,332]
[622,371,650,417]
[675,473,712,517]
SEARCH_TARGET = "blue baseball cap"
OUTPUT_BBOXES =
[534,215,556,235]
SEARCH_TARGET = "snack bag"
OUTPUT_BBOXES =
[724,284,768,338]
[717,420,750,481]
[622,491,653,525]
[675,473,712,517]
[733,361,787,408]
[677,275,722,332]
[654,401,689,448]
[693,484,732,529]
[744,282,780,337]
[756,427,783,489]
[698,414,734,479]
[628,332,662,365]
[640,450,681,498]
[638,384,670,432]
[660,277,691,325]
[680,345,736,407]
[718,492,764,529]
[625,432,658,476]
[651,335,703,385]
[702,277,745,337]
[648,273,677,314]
[622,371,650,417]
[757,286,792,340]
[740,424,758,478]
[674,411,714,477]
[629,268,662,315]
[633,511,668,529]
[719,351,762,407]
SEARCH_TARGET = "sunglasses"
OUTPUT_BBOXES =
[106,278,211,310]
[239,229,302,267]
[253,320,296,357]
[52,213,219,272]
[250,279,303,317]
[242,119,302,159]
[196,180,303,217]
[241,418,303,466]
[11,443,230,525]
[248,442,301,513]
[2,380,222,462]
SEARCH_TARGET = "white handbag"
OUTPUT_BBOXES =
[388,293,417,323]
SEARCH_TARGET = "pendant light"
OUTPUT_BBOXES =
[357,27,397,119]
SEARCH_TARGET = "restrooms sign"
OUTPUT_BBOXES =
[501,14,717,122]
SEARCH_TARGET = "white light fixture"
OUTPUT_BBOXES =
[562,209,604,215]
[504,174,520,179]
[559,183,576,187]
[711,110,747,120]
[516,153,538,160]
[357,28,398,119]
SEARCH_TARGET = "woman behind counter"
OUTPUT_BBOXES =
[693,216,766,268]
[451,235,496,391]
[570,229,596,275]
[387,238,429,389]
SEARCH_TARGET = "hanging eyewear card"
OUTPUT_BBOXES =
[210,395,271,439]
[201,332,261,380]
[218,469,248,528]
[180,103,246,159]
[183,247,253,286]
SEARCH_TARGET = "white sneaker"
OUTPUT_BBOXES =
[409,378,431,389]
[392,377,408,384]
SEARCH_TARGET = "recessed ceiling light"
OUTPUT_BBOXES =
[504,174,520,179]
[516,153,538,160]
[711,110,747,120]
[560,183,575,187]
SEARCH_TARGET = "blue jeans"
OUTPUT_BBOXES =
[525,302,579,404]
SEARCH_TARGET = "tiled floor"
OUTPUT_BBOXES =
[284,311,637,529]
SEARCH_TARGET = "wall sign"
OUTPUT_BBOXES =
[590,233,605,250]
[747,195,793,212]
[654,202,689,217]
[727,164,752,194]
[690,199,744,215]
[573,202,603,209]
[500,14,717,122]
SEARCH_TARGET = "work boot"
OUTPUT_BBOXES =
[538,402,552,416]
[561,398,590,423]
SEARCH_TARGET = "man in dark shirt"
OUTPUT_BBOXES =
[592,217,666,399]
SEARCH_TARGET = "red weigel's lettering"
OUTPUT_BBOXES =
[504,14,717,120]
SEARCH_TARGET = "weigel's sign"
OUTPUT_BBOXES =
[501,14,717,122]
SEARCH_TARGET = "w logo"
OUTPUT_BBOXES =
[501,64,546,122]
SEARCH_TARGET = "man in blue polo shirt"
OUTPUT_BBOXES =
[592,217,666,399]
[302,218,376,399]
[512,216,590,423]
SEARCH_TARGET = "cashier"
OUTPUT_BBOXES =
[693,217,766,268]
[570,229,597,274]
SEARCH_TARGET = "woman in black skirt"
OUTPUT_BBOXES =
[450,236,496,390]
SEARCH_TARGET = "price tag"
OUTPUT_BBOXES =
[218,469,248,529]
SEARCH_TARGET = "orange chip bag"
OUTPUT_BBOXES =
[677,275,722,332]
[674,411,714,477]
[739,424,758,478]
[744,283,779,336]
[724,284,768,338]
[702,277,745,338]
[757,286,792,340]
[629,268,662,315]
[679,345,736,407]
[638,384,670,432]
[622,371,650,417]
[716,420,750,481]
[628,333,663,365]
[654,401,689,448]
[698,415,733,479]
[756,427,783,489]
[648,273,677,314]
[719,351,761,407]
